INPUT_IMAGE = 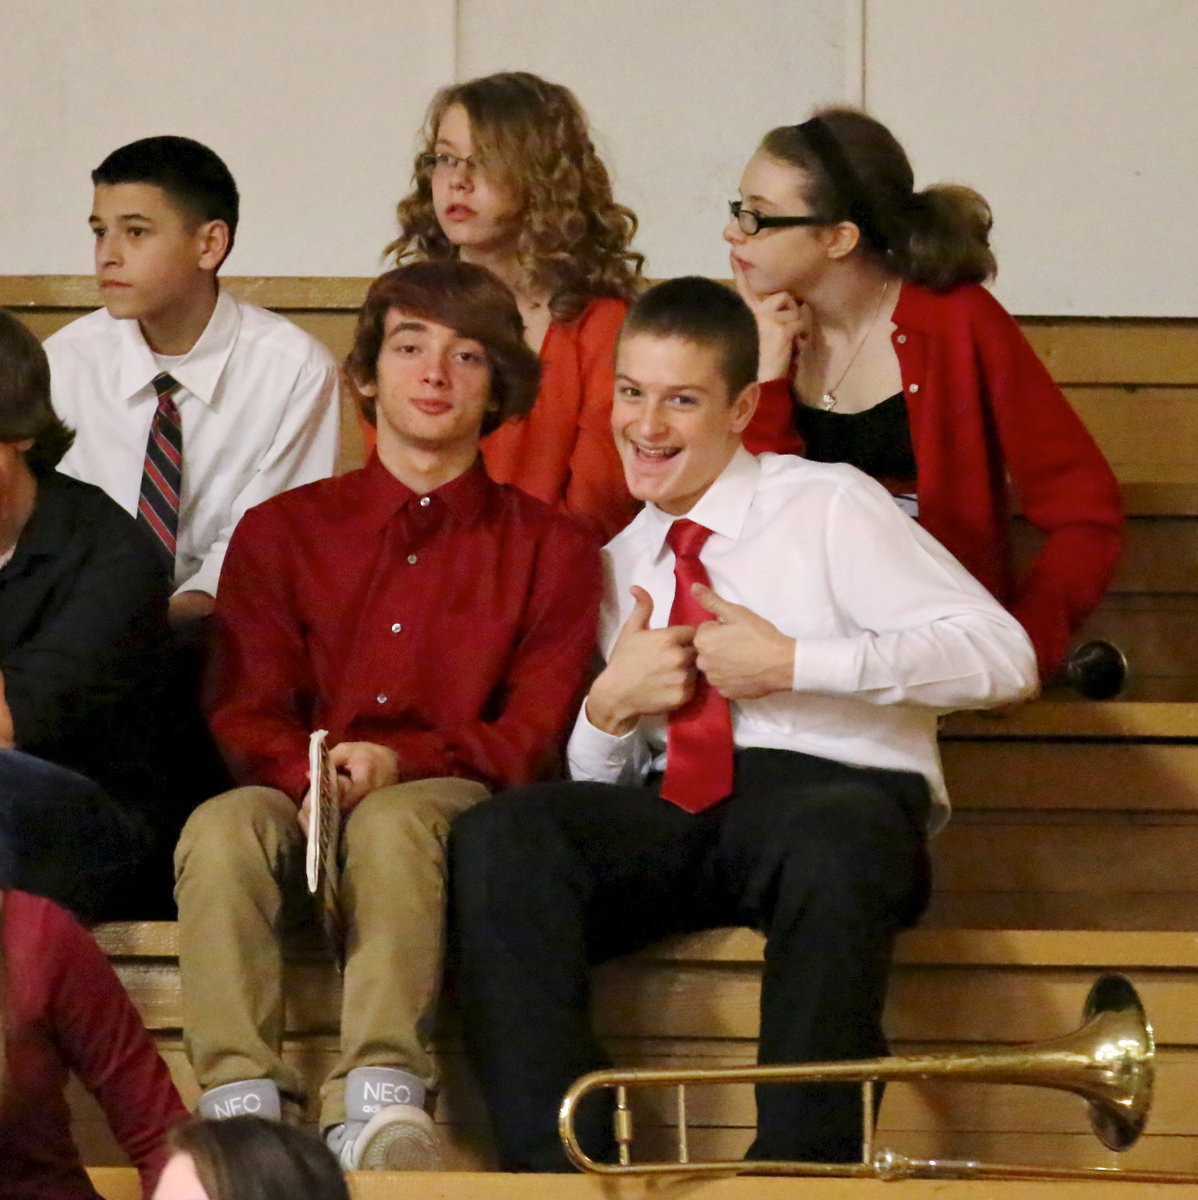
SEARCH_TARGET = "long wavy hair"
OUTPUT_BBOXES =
[385,71,643,323]
[762,107,996,291]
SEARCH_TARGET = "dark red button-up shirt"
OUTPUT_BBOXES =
[208,455,602,800]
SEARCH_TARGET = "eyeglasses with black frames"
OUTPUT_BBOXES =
[728,200,832,236]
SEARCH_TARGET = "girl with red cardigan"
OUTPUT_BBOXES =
[729,108,1121,677]
[377,71,644,540]
[0,889,186,1199]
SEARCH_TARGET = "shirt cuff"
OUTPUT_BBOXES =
[791,636,863,695]
[179,559,221,600]
[567,701,641,782]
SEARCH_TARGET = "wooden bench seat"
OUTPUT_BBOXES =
[74,920,1198,1177]
[86,1167,1198,1200]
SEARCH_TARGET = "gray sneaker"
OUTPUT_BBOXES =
[198,1078,282,1121]
[329,1066,440,1170]
[329,1103,440,1170]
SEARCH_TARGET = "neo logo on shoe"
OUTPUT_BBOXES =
[361,1080,413,1112]
[212,1094,265,1118]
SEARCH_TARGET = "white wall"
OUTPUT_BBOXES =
[0,0,456,277]
[864,0,1198,316]
[457,0,851,280]
[1,0,1194,314]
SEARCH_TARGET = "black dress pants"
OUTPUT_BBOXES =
[450,747,931,1171]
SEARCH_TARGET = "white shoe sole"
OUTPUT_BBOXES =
[350,1104,441,1170]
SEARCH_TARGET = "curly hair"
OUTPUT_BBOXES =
[345,261,541,436]
[385,72,643,323]
[762,108,996,291]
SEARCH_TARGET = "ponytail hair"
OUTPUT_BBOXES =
[761,108,996,290]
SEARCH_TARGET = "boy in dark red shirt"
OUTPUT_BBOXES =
[175,262,601,1171]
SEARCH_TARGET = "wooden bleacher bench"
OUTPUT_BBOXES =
[5,278,1198,1187]
[77,917,1198,1182]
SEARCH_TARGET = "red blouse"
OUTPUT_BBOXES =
[0,890,186,1199]
[745,281,1122,676]
[481,296,636,540]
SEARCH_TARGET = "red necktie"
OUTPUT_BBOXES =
[137,372,183,572]
[659,519,735,813]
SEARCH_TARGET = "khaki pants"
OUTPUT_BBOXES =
[175,777,487,1127]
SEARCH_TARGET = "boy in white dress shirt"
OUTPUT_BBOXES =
[45,136,339,628]
[450,276,1039,1171]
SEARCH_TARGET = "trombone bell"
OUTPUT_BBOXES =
[558,972,1157,1178]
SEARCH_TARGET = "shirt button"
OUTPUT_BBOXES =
[419,496,431,507]
[376,693,388,705]
[908,382,920,393]
[896,334,907,344]
[407,554,418,565]
[390,622,402,633]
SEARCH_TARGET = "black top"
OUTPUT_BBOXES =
[0,473,174,824]
[795,391,917,486]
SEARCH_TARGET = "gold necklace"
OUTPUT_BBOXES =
[819,279,893,411]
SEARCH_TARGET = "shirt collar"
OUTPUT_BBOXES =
[116,288,241,408]
[357,452,496,533]
[641,445,761,561]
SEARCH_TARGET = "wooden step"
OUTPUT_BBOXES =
[78,923,1198,1175]
[8,278,1198,498]
[86,1166,1198,1200]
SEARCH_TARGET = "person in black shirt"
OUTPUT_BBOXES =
[0,310,175,922]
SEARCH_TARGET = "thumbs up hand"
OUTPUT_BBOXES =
[585,586,698,736]
[691,584,795,700]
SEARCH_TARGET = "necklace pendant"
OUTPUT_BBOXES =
[820,391,837,411]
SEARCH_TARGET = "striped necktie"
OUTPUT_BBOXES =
[659,518,735,813]
[137,372,183,572]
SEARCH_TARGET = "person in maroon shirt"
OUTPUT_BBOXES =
[0,888,187,1200]
[174,261,602,1173]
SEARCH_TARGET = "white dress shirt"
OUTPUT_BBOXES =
[46,289,340,597]
[567,448,1038,829]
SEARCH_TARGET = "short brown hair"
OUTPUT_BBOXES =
[345,261,540,437]
[0,311,75,476]
[386,72,642,322]
[620,277,759,401]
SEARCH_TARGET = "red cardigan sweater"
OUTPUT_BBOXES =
[0,891,187,1199]
[744,281,1123,676]
[360,296,637,542]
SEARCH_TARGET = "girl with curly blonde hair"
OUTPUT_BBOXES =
[381,71,644,538]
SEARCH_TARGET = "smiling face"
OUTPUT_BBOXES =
[612,333,756,516]
[89,182,224,328]
[430,104,521,260]
[361,308,493,460]
[724,151,832,300]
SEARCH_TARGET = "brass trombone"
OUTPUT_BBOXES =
[559,973,1192,1181]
